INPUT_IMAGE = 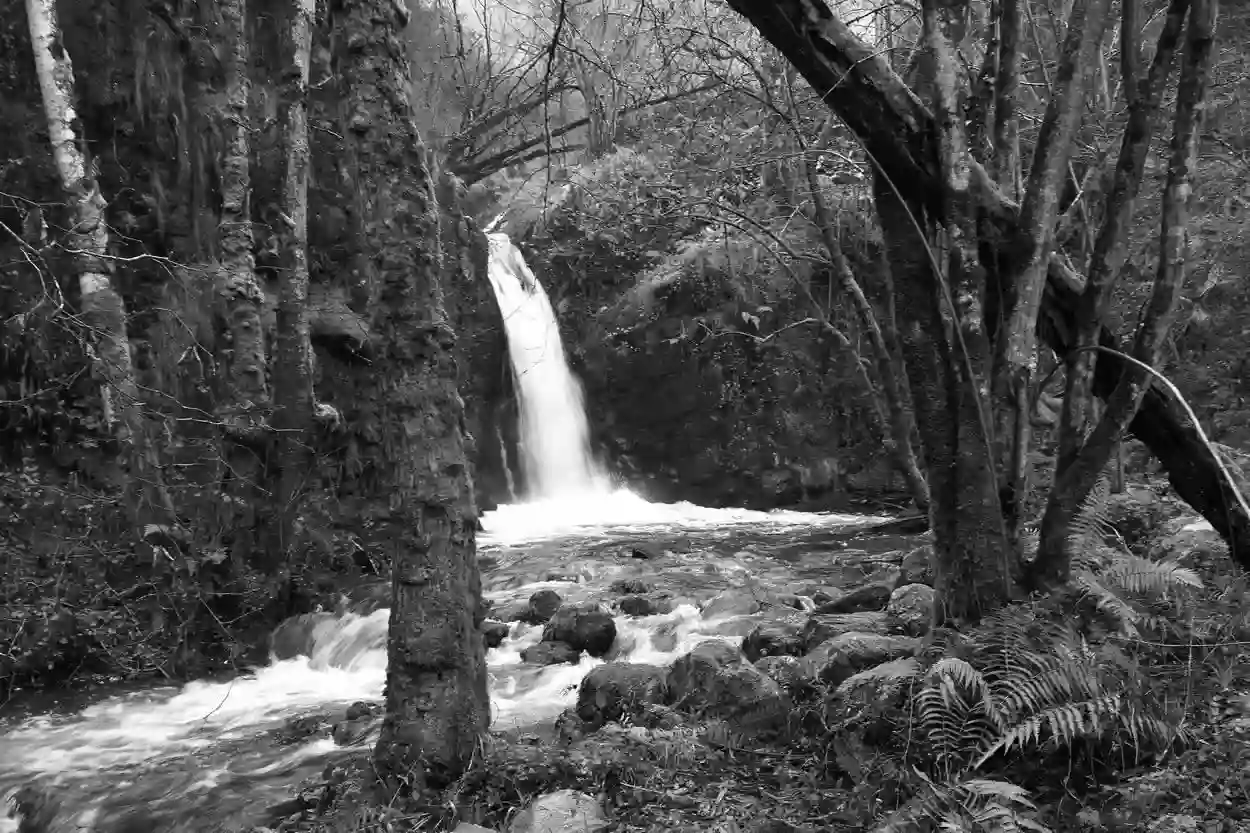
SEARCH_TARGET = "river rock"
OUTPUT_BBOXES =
[332,700,382,745]
[806,586,846,607]
[610,577,654,594]
[816,565,903,614]
[521,640,581,665]
[274,712,331,745]
[576,662,669,729]
[493,599,531,622]
[754,655,805,689]
[543,602,617,657]
[528,589,564,623]
[666,640,786,720]
[483,620,511,648]
[741,621,805,662]
[886,584,935,636]
[800,632,921,687]
[617,593,674,616]
[270,612,337,660]
[631,543,663,559]
[507,789,606,833]
[701,588,763,619]
[1147,515,1227,572]
[802,612,890,649]
[772,592,809,611]
[555,707,588,744]
[900,545,935,586]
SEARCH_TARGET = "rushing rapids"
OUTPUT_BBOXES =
[0,237,888,831]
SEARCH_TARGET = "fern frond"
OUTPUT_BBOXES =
[973,695,1120,767]
[1068,471,1115,553]
[872,774,1052,833]
[1100,553,1202,596]
[1074,571,1142,638]
[988,657,1103,723]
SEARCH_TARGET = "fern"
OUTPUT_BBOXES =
[873,770,1051,833]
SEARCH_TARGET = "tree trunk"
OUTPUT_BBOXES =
[726,0,1250,578]
[25,0,172,527]
[1034,0,1220,586]
[213,0,270,565]
[874,180,1016,624]
[217,0,268,428]
[331,0,490,794]
[267,0,317,576]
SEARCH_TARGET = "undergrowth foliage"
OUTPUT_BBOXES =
[806,478,1206,833]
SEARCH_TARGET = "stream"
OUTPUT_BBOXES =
[0,491,914,831]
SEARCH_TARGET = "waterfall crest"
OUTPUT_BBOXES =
[486,232,612,500]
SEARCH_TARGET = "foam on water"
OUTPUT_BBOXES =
[480,488,871,546]
[0,497,849,828]
[0,234,880,829]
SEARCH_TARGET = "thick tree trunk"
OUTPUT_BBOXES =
[726,0,1250,573]
[214,0,270,564]
[269,0,317,574]
[331,0,489,794]
[217,0,268,428]
[874,181,1015,624]
[25,0,172,527]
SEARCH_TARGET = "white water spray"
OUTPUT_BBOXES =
[486,231,612,500]
[0,225,884,832]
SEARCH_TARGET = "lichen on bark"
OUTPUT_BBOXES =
[330,0,489,795]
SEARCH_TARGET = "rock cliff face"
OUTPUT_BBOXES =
[518,237,896,510]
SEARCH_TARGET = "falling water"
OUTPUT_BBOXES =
[0,225,887,832]
[485,231,612,500]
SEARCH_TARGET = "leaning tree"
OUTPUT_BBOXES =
[724,0,1241,623]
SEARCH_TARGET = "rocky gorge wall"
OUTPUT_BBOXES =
[512,232,900,511]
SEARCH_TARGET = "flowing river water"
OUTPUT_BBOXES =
[1,232,913,829]
[0,493,917,831]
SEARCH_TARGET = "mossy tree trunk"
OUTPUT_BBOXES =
[330,0,490,794]
[268,0,317,576]
[217,0,268,429]
[24,0,173,528]
[214,0,270,564]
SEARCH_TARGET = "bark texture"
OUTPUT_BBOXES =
[217,0,269,430]
[726,0,1250,576]
[331,0,489,793]
[1034,0,1221,586]
[270,0,317,571]
[25,0,171,526]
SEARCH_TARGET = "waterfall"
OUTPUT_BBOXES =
[486,232,611,500]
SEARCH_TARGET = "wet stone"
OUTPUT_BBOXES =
[618,593,674,616]
[610,577,654,594]
[885,583,935,636]
[666,640,787,721]
[701,588,764,619]
[576,662,668,729]
[483,620,511,648]
[521,640,581,665]
[741,622,805,662]
[802,612,890,649]
[543,602,616,657]
[527,589,563,624]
